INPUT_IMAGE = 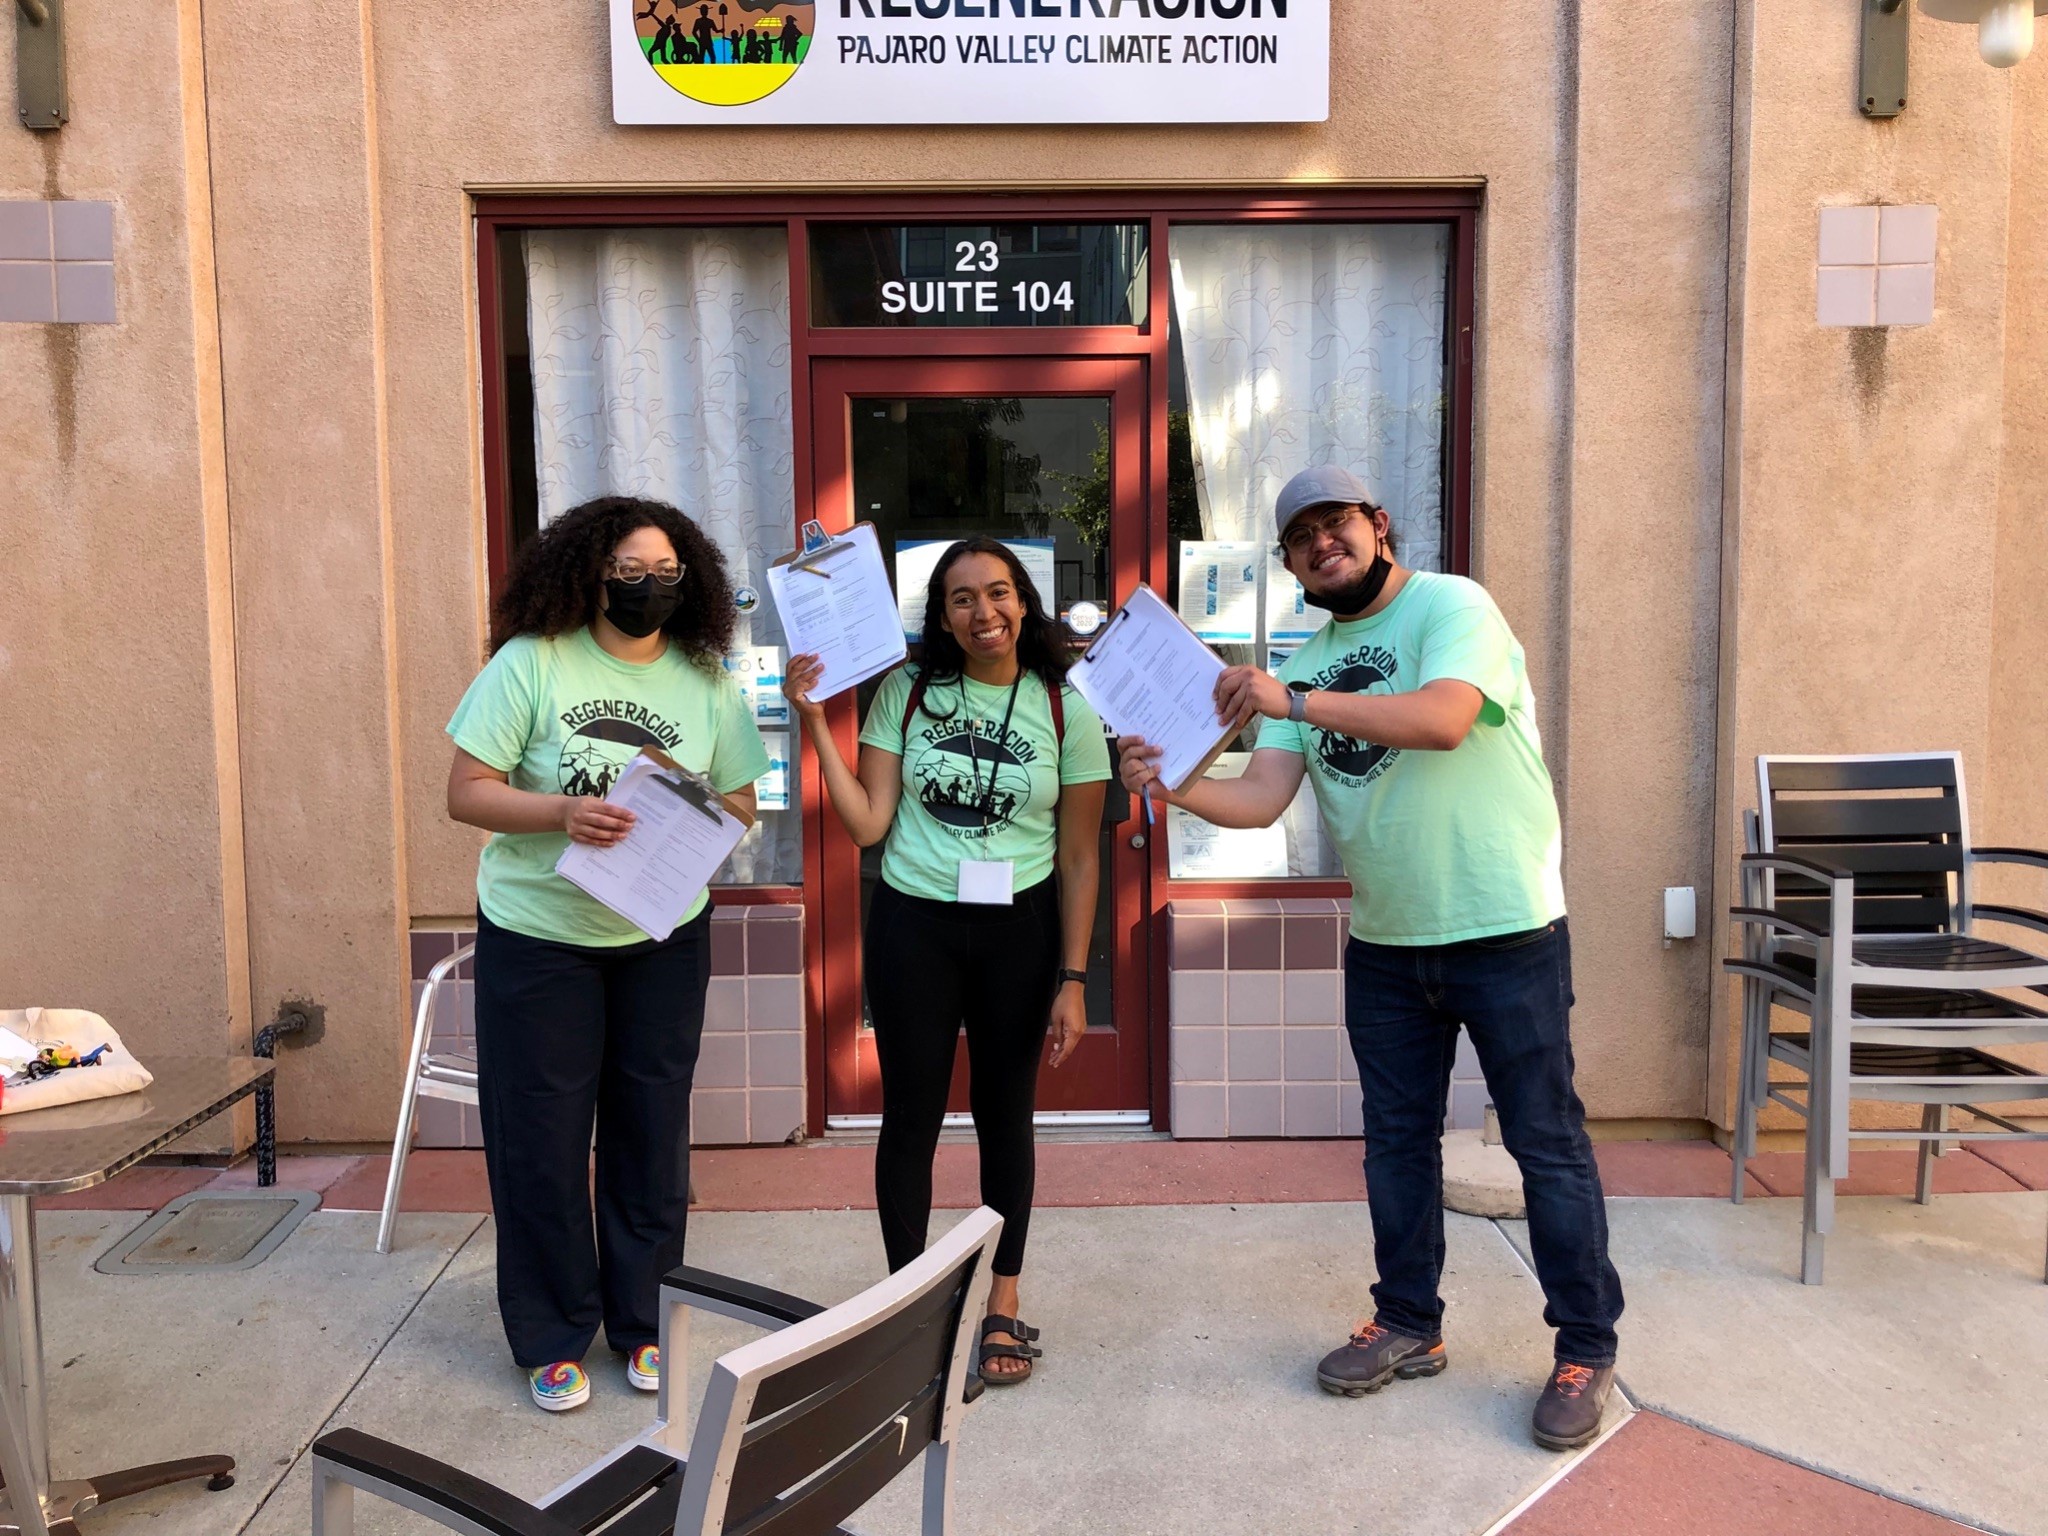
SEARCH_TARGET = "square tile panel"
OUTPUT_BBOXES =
[695,1031,746,1090]
[746,1030,804,1089]
[1169,1025,1226,1084]
[1283,970,1341,1026]
[0,262,55,323]
[51,200,114,261]
[0,203,50,261]
[1171,1081,1227,1139]
[1226,1025,1284,1083]
[746,1087,804,1144]
[1817,204,1879,266]
[1226,972,1283,1026]
[1816,264,1877,328]
[1283,1025,1341,1082]
[54,262,115,323]
[746,910,803,974]
[1169,969,1227,1028]
[1449,1079,1491,1132]
[703,977,746,1032]
[1339,1089,1364,1138]
[1227,1082,1284,1138]
[710,913,745,976]
[1877,202,1937,266]
[1170,914,1226,970]
[1284,1082,1343,1138]
[746,975,803,1030]
[691,1089,748,1147]
[1226,914,1283,970]
[1876,263,1935,326]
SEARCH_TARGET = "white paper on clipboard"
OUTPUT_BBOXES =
[764,523,907,700]
[555,750,752,940]
[1066,585,1237,794]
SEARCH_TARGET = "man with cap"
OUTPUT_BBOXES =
[1117,466,1623,1451]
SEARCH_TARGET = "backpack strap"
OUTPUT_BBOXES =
[899,668,931,750]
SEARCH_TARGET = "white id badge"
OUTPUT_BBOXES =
[957,860,1015,905]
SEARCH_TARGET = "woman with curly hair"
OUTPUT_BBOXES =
[782,537,1110,1387]
[444,495,767,1413]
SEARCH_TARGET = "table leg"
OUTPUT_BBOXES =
[0,1197,235,1535]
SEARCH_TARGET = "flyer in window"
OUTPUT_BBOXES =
[894,538,1057,641]
[1165,753,1289,878]
[1177,541,1261,643]
[722,645,790,726]
[756,730,792,812]
[1265,551,1332,645]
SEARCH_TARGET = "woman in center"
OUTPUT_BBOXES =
[784,537,1109,1385]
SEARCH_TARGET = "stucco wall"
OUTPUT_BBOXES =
[7,0,2042,1144]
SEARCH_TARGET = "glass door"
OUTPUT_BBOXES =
[808,357,1151,1122]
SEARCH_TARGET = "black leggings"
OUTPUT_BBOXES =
[473,908,709,1368]
[864,876,1060,1277]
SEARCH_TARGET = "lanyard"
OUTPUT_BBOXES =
[962,675,1024,826]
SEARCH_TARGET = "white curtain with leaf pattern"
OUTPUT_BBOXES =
[523,226,800,883]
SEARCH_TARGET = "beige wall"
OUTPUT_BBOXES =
[5,0,2042,1143]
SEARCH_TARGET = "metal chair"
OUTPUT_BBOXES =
[312,1207,1000,1536]
[1725,752,2048,1283]
[375,943,476,1255]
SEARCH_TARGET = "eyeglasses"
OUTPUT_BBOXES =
[606,559,686,587]
[1278,504,1373,558]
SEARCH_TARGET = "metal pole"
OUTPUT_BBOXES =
[0,1195,51,1523]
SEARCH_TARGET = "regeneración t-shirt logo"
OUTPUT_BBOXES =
[557,699,686,797]
[1305,643,1402,787]
[908,717,1040,841]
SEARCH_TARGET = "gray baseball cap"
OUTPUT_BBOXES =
[1273,465,1380,541]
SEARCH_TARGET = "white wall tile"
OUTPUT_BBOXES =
[1876,263,1935,326]
[1817,204,1879,266]
[1817,265,1877,328]
[1878,203,1938,266]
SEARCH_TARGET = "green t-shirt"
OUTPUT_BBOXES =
[858,667,1112,902]
[447,627,771,945]
[1256,571,1565,946]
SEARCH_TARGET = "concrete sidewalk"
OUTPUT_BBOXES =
[31,1184,2048,1535]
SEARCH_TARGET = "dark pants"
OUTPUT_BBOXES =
[1343,919,1623,1366]
[864,876,1060,1277]
[473,908,710,1369]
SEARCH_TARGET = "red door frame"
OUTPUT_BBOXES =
[473,187,1482,1135]
[809,355,1152,1121]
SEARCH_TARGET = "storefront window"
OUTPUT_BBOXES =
[518,225,802,884]
[1163,220,1452,880]
[809,223,1148,328]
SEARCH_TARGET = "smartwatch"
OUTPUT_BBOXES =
[1057,967,1088,989]
[1287,680,1313,722]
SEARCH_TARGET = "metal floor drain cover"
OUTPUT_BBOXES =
[95,1189,318,1275]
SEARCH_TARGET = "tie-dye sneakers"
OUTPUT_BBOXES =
[628,1343,660,1393]
[528,1360,590,1412]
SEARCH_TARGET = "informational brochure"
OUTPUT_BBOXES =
[722,645,790,727]
[756,730,792,812]
[1067,584,1235,794]
[555,749,752,940]
[764,523,907,700]
[894,537,1058,641]
[1166,753,1289,878]
[1177,541,1262,643]
[1265,551,1332,645]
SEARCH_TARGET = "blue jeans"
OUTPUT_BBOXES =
[1344,919,1623,1366]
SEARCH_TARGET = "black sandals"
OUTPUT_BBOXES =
[977,1315,1043,1385]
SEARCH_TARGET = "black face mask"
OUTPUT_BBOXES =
[1302,546,1392,616]
[602,579,683,639]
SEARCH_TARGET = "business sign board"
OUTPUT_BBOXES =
[611,0,1328,125]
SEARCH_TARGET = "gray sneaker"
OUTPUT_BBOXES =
[1531,1362,1614,1450]
[1315,1319,1448,1397]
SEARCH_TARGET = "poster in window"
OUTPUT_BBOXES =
[1177,541,1261,644]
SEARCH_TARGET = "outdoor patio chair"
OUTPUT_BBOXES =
[1725,752,2048,1284]
[312,1205,1000,1536]
[375,942,477,1255]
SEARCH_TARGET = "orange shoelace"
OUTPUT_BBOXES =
[1348,1320,1388,1347]
[1552,1364,1596,1397]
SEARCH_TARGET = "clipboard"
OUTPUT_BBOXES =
[554,748,753,939]
[765,521,908,701]
[1070,585,1243,795]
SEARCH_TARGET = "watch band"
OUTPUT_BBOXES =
[1288,688,1310,722]
[1057,967,1088,987]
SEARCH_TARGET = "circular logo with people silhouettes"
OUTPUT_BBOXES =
[907,722,1038,840]
[635,0,813,106]
[1303,645,1403,787]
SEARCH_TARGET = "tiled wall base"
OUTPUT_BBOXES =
[1165,899,1493,1140]
[409,904,805,1149]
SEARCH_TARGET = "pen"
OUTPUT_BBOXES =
[1141,782,1155,827]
